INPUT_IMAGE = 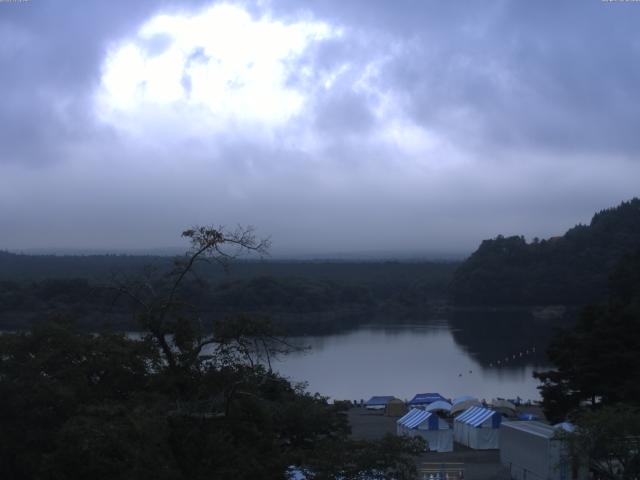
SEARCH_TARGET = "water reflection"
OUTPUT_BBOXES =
[274,312,570,402]
[448,309,572,368]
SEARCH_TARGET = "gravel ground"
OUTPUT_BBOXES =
[347,407,512,480]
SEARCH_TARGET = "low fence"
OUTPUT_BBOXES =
[419,462,465,480]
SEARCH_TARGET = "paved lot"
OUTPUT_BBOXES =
[347,407,511,480]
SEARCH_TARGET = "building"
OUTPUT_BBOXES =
[499,421,587,480]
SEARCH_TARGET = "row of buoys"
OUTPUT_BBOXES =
[488,346,536,368]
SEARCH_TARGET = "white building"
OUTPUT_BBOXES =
[499,421,587,480]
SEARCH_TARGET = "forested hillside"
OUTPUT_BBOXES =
[451,198,640,306]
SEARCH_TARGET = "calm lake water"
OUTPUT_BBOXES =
[273,312,565,403]
[1,310,567,403]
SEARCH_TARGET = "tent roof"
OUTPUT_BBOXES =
[425,400,453,412]
[451,399,481,414]
[408,392,446,405]
[365,396,396,406]
[491,399,516,411]
[501,421,560,439]
[452,395,476,406]
[455,406,499,427]
[397,409,435,429]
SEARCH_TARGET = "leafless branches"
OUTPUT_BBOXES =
[106,225,294,374]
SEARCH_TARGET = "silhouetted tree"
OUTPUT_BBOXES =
[0,226,423,479]
[535,250,640,422]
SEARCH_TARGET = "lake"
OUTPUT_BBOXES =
[0,309,567,403]
[273,311,568,403]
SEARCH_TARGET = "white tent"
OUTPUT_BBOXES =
[451,399,482,415]
[452,395,477,406]
[425,400,452,414]
[396,409,453,452]
[454,406,501,449]
[500,421,587,480]
[492,399,517,418]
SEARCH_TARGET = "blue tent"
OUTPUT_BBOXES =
[408,392,447,406]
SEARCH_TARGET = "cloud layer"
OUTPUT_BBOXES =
[1,0,639,255]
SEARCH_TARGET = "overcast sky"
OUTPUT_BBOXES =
[1,0,639,257]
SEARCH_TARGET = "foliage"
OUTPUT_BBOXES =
[298,435,425,480]
[534,249,640,422]
[0,320,420,478]
[0,322,166,479]
[0,225,423,479]
[0,265,455,334]
[451,198,640,305]
[561,405,640,480]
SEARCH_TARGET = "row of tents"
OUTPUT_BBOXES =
[364,393,586,479]
[292,413,583,480]
[396,405,502,452]
[395,406,586,479]
[366,393,525,418]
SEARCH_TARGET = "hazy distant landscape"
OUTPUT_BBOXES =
[2,198,637,336]
[3,1,640,478]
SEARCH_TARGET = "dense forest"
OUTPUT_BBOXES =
[0,254,456,334]
[451,198,640,306]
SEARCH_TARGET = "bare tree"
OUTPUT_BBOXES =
[110,225,271,371]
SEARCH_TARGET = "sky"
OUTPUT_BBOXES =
[1,0,639,257]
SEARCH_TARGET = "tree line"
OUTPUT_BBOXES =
[0,260,455,334]
[451,198,640,306]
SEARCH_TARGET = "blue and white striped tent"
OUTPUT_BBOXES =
[397,409,439,430]
[396,409,453,452]
[454,406,501,449]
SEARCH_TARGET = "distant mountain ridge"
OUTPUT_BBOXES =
[451,198,640,306]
